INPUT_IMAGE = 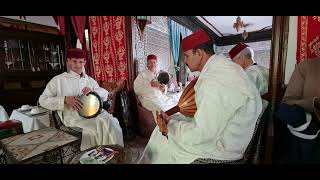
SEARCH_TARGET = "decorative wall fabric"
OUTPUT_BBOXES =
[89,16,128,82]
[297,16,320,63]
[71,16,86,47]
[53,16,94,77]
[169,20,192,65]
[52,16,65,35]
[52,16,83,47]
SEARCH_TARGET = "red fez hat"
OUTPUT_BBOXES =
[228,42,248,59]
[147,54,157,61]
[67,48,85,59]
[182,30,211,52]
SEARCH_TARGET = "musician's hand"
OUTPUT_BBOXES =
[159,84,166,92]
[160,111,171,125]
[65,96,83,111]
[82,87,92,95]
[150,80,160,88]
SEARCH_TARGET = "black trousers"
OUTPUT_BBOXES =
[273,117,320,163]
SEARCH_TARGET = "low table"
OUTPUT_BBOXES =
[9,107,51,133]
[0,127,79,164]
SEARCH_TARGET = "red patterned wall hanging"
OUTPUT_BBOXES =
[89,16,128,82]
[297,16,320,63]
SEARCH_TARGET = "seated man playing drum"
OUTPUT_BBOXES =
[134,55,181,119]
[38,48,123,151]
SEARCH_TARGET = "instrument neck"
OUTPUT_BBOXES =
[165,105,180,116]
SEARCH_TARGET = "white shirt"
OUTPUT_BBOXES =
[39,70,109,112]
[39,70,123,150]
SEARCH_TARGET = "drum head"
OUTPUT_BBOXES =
[157,71,170,85]
[78,92,103,118]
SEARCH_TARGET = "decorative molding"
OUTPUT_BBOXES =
[215,29,272,46]
[0,17,60,35]
[169,16,272,46]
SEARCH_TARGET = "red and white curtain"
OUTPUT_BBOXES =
[297,16,320,63]
[89,16,128,82]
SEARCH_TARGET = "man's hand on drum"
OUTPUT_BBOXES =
[65,96,83,111]
[82,87,93,95]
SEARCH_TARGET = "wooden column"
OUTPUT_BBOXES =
[264,16,289,163]
[125,16,134,92]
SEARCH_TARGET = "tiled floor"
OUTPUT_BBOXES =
[123,135,149,164]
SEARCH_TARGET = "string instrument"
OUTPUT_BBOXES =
[156,78,198,138]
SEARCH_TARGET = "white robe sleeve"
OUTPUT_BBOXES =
[169,81,247,147]
[246,66,269,95]
[89,78,109,102]
[38,77,65,111]
[134,72,154,96]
